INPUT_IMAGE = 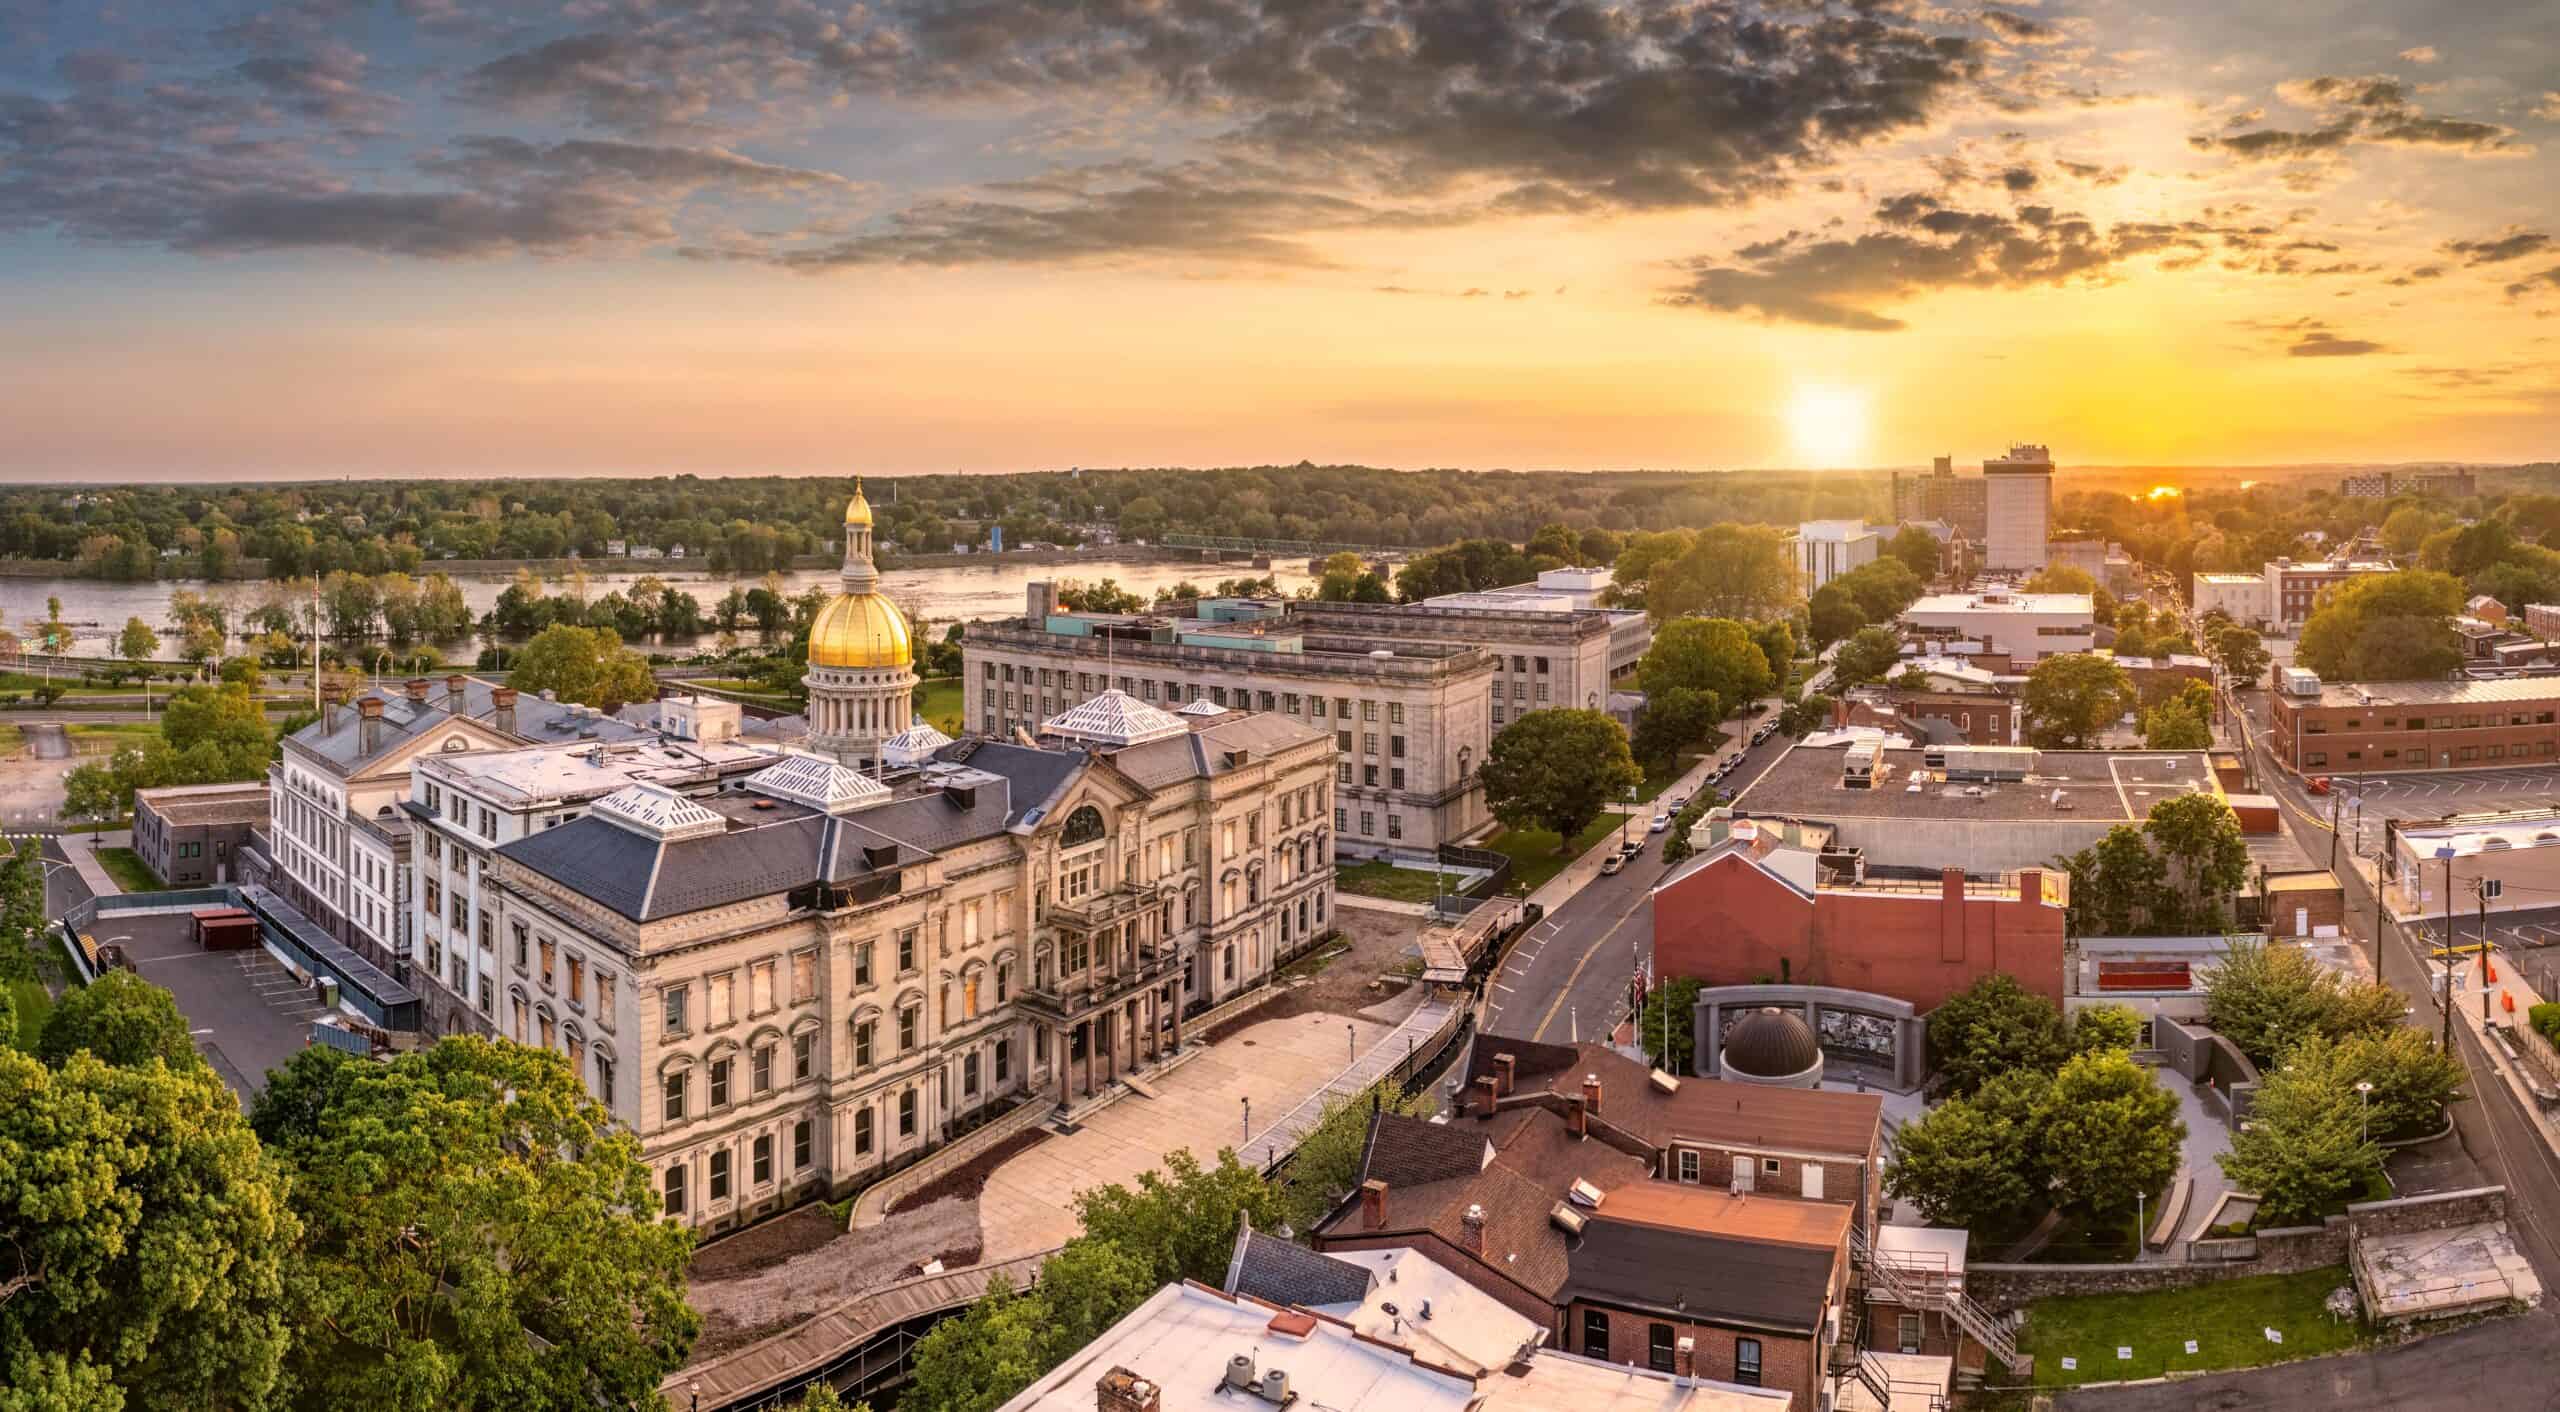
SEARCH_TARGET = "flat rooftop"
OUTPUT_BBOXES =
[1907,591,2093,615]
[1736,743,2220,823]
[136,783,269,827]
[419,737,775,807]
[110,911,319,1103]
[2290,677,2560,709]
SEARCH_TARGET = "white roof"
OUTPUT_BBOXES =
[745,752,893,815]
[2395,814,2560,857]
[1492,1349,1793,1411]
[1874,1224,1969,1275]
[1832,1352,1954,1412]
[996,1283,1478,1412]
[1907,591,2093,615]
[590,782,727,842]
[1176,698,1229,717]
[1312,1247,1543,1376]
[879,722,954,769]
[419,738,771,808]
[1042,688,1190,746]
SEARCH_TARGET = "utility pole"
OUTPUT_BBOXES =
[2328,788,2341,872]
[2441,847,2456,1056]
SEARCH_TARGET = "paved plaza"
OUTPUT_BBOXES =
[110,911,317,1102]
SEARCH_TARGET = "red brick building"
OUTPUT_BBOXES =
[2268,677,2560,775]
[1651,837,2068,1011]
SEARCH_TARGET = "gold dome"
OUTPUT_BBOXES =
[808,590,911,669]
[844,479,874,528]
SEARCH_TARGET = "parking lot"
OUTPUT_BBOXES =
[111,913,324,1103]
[2329,766,2560,821]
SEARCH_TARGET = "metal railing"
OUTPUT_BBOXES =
[1851,1227,2027,1373]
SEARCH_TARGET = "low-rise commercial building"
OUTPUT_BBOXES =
[1794,520,1880,593]
[2189,559,2399,631]
[2268,676,2560,775]
[2382,809,2560,925]
[1899,589,2094,661]
[132,781,267,888]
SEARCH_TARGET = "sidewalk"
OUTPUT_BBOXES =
[51,831,126,901]
[1522,731,1738,916]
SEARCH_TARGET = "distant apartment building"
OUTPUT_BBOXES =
[2339,469,2477,499]
[2268,675,2560,774]
[2187,558,2398,630]
[1981,443,2054,572]
[1890,456,1988,541]
[1792,520,1880,593]
[2047,538,2137,593]
[962,579,1650,857]
[2528,604,2560,640]
[1899,588,2095,661]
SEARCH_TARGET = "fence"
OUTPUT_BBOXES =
[1430,842,1512,917]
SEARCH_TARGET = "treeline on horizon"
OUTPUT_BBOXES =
[6,460,2557,585]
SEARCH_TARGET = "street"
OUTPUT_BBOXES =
[1482,709,1796,1045]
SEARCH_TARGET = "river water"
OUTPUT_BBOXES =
[0,557,1310,660]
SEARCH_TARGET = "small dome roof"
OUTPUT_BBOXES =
[808,591,911,669]
[1722,1007,1819,1079]
[844,478,874,528]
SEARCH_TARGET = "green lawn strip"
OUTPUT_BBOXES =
[1484,813,1626,894]
[64,723,162,750]
[6,977,51,1051]
[93,847,164,894]
[913,677,965,735]
[1334,860,1469,904]
[2017,1266,2366,1386]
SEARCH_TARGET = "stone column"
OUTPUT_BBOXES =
[1057,1026,1070,1108]
[1171,983,1185,1052]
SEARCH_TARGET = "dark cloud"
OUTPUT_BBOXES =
[1660,193,2271,331]
[1981,10,2062,45]
[2289,330,2388,356]
[2192,73,2521,162]
[186,188,674,257]
[2387,265,2446,286]
[234,42,400,133]
[2443,230,2552,265]
[2507,267,2560,299]
[54,51,145,88]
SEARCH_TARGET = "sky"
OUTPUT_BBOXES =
[2,0,2556,479]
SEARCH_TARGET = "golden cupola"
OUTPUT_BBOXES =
[808,478,911,670]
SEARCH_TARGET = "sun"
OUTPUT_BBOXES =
[1786,384,1870,468]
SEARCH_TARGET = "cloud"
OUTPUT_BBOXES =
[1660,194,2277,331]
[2386,264,2446,286]
[2398,46,2440,65]
[2443,229,2552,265]
[2506,267,2560,299]
[2289,330,2389,356]
[234,41,399,134]
[2538,92,2560,121]
[2192,73,2523,162]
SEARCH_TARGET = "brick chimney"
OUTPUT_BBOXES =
[321,682,344,730]
[491,686,518,736]
[1581,1072,1602,1115]
[1568,1094,1588,1139]
[405,678,430,706]
[2020,867,2045,906]
[446,673,468,713]
[1675,1336,1696,1378]
[1472,1074,1499,1119]
[357,695,385,756]
[1458,1203,1487,1258]
[1096,1366,1161,1412]
[1360,1178,1388,1230]
[1492,1051,1516,1096]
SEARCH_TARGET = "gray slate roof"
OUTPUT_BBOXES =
[1224,1221,1374,1310]
[288,677,646,775]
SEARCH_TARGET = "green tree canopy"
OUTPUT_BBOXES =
[1639,617,1775,707]
[34,971,201,1072]
[505,624,656,713]
[0,1050,297,1411]
[2209,623,2272,682]
[2202,936,2403,1066]
[2219,1039,2382,1228]
[2023,653,2132,748]
[117,616,159,663]
[1477,709,1643,852]
[1831,558,1925,624]
[1927,973,2068,1098]
[1276,1089,1437,1234]
[1072,1148,1285,1288]
[1806,583,1864,648]
[1748,620,1797,685]
[2039,1050,2184,1218]
[1886,1090,2041,1231]
[1829,626,1905,689]
[1646,524,1797,622]
[2141,699,2212,749]
[2023,564,2097,595]
[1631,687,1719,769]
[1884,525,1942,580]
[2145,794,2251,932]
[260,1038,699,1411]
[1638,976,1703,1074]
[1055,578,1146,614]
[2295,571,2463,681]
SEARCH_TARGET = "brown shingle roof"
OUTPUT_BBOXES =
[1488,1039,1882,1159]
[1359,1112,1492,1188]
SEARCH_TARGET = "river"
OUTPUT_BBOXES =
[0,557,1310,661]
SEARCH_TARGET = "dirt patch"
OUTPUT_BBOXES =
[901,1240,986,1278]
[1237,907,1425,1025]
[689,1202,845,1284]
[888,1128,1053,1215]
[685,1193,982,1362]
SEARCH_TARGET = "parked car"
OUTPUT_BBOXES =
[1649,813,1670,833]
[1666,793,1689,812]
[1601,852,1627,876]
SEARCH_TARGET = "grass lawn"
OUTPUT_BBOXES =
[5,978,50,1051]
[1335,859,1470,903]
[1483,813,1626,894]
[66,722,161,752]
[0,725,20,755]
[2018,1266,2366,1386]
[914,677,964,735]
[93,846,164,894]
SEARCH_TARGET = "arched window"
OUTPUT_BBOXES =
[1061,805,1106,848]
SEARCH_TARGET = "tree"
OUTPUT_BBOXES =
[1778,692,1835,737]
[1603,530,1696,610]
[2334,1027,2463,1140]
[1055,578,1146,614]
[1646,524,1797,622]
[1927,973,2067,1099]
[1638,976,1703,1074]
[902,1275,1054,1412]
[2210,623,2272,683]
[2070,1003,2143,1056]
[2296,571,2462,681]
[506,624,656,712]
[117,615,158,664]
[2202,936,2401,1066]
[1885,1095,2039,1231]
[1632,688,1719,769]
[2141,699,2211,749]
[1831,558,1925,625]
[158,683,276,779]
[2380,504,2447,555]
[1885,525,1942,580]
[2023,564,2097,595]
[1806,583,1864,648]
[263,1037,699,1410]
[1526,522,1581,563]
[2023,654,2132,748]
[1071,1148,1284,1287]
[2039,1050,2184,1218]
[2144,794,2250,933]
[1313,552,1388,603]
[2220,1048,2381,1228]
[1828,626,1904,689]
[1029,1237,1161,1367]
[1477,710,1643,852]
[1748,620,1796,685]
[34,971,200,1072]
[0,1050,296,1411]
[1278,1089,1436,1233]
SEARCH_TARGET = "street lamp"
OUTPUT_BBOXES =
[1240,1096,1251,1143]
[2435,844,2458,1056]
[2354,1080,2374,1142]
[1346,1022,1356,1063]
